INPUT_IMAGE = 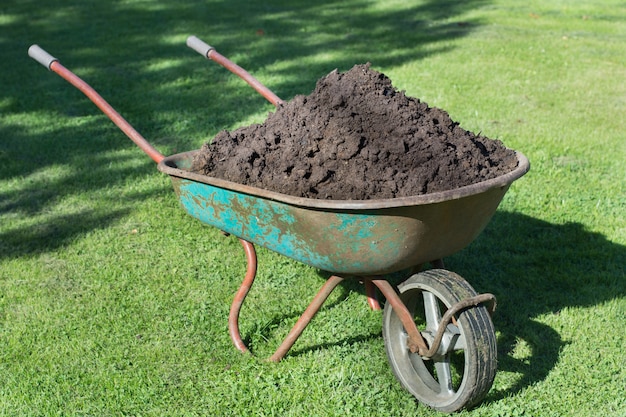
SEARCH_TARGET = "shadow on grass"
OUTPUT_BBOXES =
[0,119,156,259]
[452,211,625,401]
[0,209,131,258]
[239,211,624,399]
[240,279,383,358]
[1,0,488,258]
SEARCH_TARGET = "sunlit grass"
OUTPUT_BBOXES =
[1,0,624,416]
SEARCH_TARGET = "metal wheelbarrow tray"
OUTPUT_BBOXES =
[29,39,530,413]
[159,150,527,276]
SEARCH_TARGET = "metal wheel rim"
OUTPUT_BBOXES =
[385,285,469,408]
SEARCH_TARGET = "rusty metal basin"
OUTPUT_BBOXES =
[157,151,529,275]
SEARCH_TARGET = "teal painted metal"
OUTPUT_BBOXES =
[171,177,405,273]
[175,178,332,270]
[158,151,530,275]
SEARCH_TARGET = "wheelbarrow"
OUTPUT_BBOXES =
[29,38,530,413]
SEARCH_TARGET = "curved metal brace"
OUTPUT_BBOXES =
[423,293,496,357]
[228,238,258,354]
[371,277,495,358]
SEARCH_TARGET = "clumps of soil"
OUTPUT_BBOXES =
[191,63,518,200]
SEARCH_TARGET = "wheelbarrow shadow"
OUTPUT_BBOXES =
[445,210,625,400]
[240,276,383,357]
[245,210,625,399]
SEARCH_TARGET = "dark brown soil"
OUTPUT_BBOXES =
[191,63,518,200]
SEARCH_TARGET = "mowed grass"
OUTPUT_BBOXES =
[1,0,624,416]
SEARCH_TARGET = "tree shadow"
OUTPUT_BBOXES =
[0,120,158,259]
[1,0,489,258]
[0,209,132,258]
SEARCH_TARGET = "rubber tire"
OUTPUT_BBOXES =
[382,269,497,412]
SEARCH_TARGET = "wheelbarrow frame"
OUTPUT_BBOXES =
[159,149,526,360]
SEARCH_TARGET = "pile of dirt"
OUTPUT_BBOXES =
[191,63,518,200]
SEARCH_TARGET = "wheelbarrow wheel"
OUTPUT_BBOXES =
[382,269,496,413]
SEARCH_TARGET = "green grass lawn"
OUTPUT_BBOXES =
[1,0,625,416]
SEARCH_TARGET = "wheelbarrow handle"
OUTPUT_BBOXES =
[28,44,165,164]
[186,35,284,107]
[28,44,58,70]
[186,36,215,57]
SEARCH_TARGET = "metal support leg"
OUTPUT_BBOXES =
[228,239,257,354]
[370,279,429,354]
[269,275,344,362]
[372,276,496,358]
[364,279,381,311]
